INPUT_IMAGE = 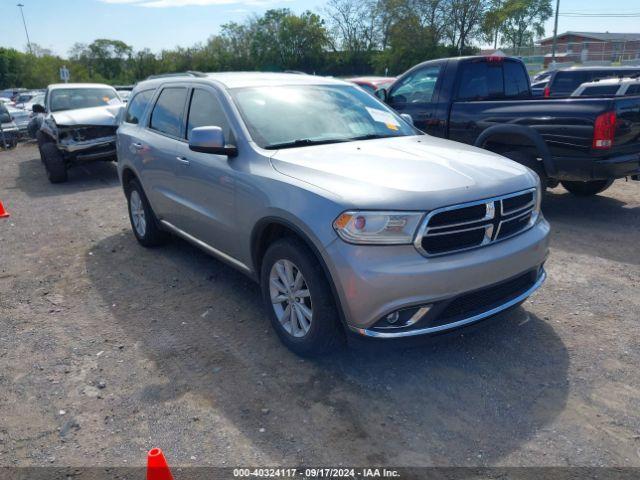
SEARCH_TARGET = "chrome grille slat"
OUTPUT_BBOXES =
[415,188,538,257]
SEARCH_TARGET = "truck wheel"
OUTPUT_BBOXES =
[561,179,614,196]
[125,178,167,247]
[36,131,52,162]
[40,143,68,183]
[260,237,343,357]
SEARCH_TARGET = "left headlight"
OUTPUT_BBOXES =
[333,211,424,245]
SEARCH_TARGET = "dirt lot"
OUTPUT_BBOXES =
[1,143,639,468]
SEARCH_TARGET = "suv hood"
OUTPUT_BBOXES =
[50,104,123,127]
[269,135,538,210]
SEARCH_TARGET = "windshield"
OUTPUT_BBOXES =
[49,88,121,112]
[230,84,415,149]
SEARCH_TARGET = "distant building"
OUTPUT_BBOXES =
[538,32,640,67]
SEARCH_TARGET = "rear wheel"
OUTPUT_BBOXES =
[125,178,167,247]
[40,143,68,183]
[561,179,614,196]
[260,237,343,357]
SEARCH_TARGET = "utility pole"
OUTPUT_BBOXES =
[17,3,33,55]
[551,0,560,66]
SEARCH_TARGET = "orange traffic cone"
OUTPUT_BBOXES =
[147,448,174,480]
[0,200,9,219]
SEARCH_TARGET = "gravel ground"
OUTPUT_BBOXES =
[1,143,639,468]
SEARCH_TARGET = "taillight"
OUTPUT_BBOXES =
[593,111,616,150]
[543,85,550,98]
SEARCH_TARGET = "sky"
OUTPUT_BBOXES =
[1,0,640,56]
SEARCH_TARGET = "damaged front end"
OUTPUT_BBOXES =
[58,124,118,161]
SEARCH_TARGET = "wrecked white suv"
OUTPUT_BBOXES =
[34,83,123,183]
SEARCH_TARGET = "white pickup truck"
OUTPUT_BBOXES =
[34,83,124,183]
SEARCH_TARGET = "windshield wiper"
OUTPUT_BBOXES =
[347,133,404,141]
[264,138,351,150]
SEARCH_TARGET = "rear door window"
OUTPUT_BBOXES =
[149,87,188,137]
[125,89,154,125]
[457,62,504,100]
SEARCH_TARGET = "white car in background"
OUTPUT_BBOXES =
[571,77,640,97]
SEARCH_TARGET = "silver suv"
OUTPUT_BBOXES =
[117,73,549,356]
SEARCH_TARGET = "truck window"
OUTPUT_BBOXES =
[457,62,504,100]
[149,87,187,137]
[504,61,529,98]
[389,65,441,104]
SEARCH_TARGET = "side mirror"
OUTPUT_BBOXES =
[375,88,388,102]
[32,104,45,114]
[0,113,11,124]
[400,113,414,126]
[189,126,238,157]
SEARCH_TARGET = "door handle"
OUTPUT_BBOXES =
[132,142,144,150]
[176,156,190,166]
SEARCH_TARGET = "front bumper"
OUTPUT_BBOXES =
[322,217,550,336]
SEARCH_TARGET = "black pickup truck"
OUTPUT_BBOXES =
[377,56,640,196]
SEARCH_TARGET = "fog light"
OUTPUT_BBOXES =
[374,305,433,331]
[385,312,400,324]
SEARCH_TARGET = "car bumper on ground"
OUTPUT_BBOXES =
[323,217,550,336]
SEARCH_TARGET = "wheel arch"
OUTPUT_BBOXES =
[475,124,556,177]
[250,217,348,328]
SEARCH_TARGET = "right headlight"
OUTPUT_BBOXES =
[333,211,424,245]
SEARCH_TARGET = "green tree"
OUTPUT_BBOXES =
[494,0,552,53]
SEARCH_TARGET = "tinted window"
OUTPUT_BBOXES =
[390,65,442,104]
[504,61,529,98]
[457,62,504,100]
[552,71,590,94]
[580,85,620,96]
[125,90,154,124]
[186,89,232,141]
[150,87,187,137]
[625,84,640,95]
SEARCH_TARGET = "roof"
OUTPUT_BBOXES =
[137,72,350,90]
[540,31,640,43]
[48,83,116,90]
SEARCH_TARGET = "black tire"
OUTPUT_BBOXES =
[260,237,343,357]
[125,178,168,247]
[36,131,52,162]
[40,143,68,183]
[561,179,614,196]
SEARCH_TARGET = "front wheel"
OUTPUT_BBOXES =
[40,143,68,183]
[561,179,614,196]
[260,237,343,357]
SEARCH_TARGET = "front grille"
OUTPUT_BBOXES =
[62,126,117,142]
[432,270,538,326]
[417,189,537,257]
